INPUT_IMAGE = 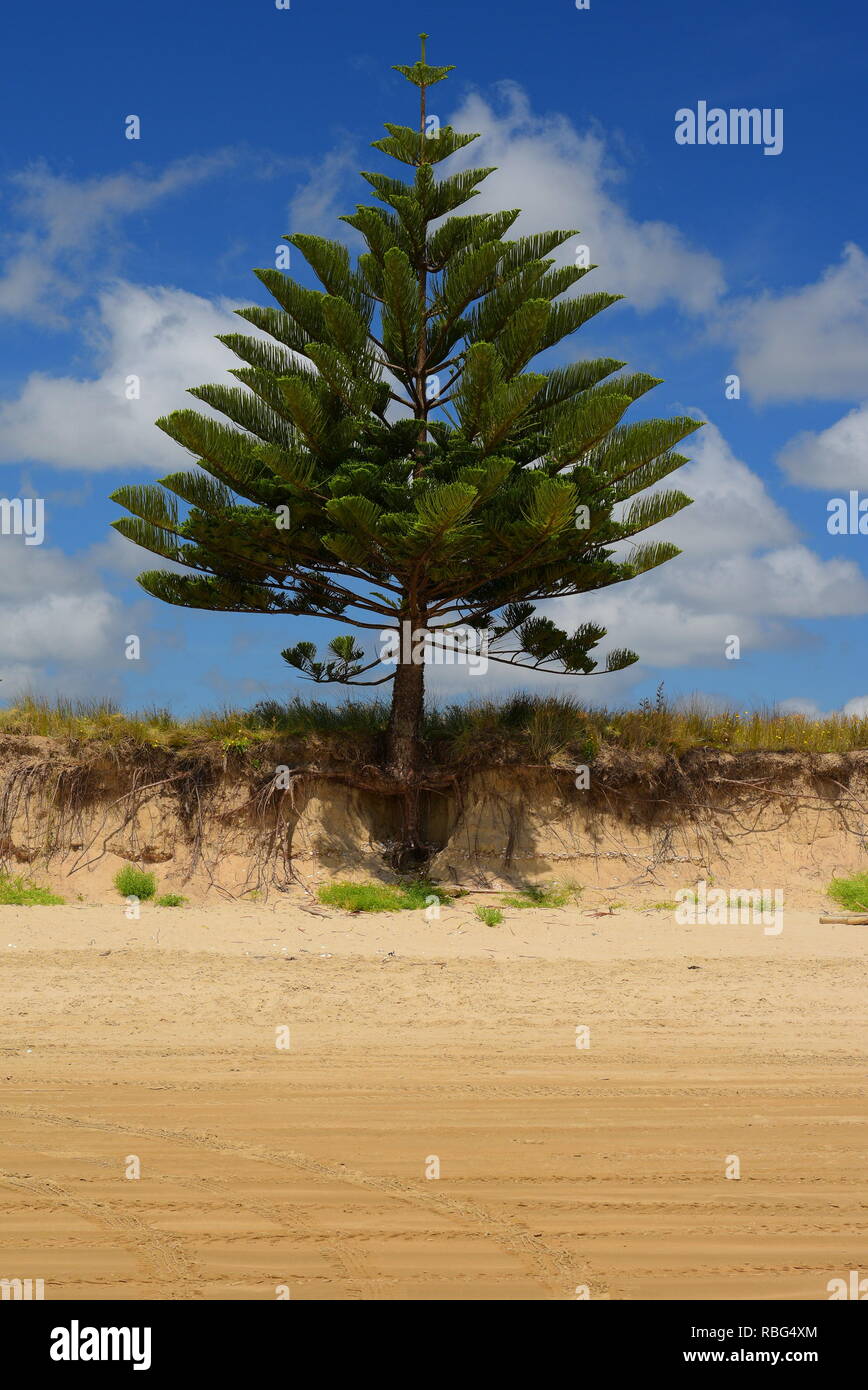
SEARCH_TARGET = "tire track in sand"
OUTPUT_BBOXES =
[0,1168,195,1294]
[0,1103,599,1298]
[5,1144,381,1300]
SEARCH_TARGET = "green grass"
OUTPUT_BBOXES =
[317,880,453,913]
[501,884,578,909]
[474,905,504,926]
[114,866,157,901]
[2,690,867,761]
[827,872,868,912]
[155,893,186,907]
[0,873,64,905]
[250,696,390,736]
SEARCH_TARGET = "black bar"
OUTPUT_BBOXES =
[6,1298,863,1375]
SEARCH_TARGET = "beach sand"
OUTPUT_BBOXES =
[1,899,865,1301]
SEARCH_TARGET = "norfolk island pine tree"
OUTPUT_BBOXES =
[110,35,700,863]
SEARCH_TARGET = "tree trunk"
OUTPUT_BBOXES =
[386,651,425,861]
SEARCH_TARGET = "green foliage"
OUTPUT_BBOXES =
[282,636,367,684]
[220,730,254,754]
[109,37,699,697]
[317,879,452,912]
[114,866,157,901]
[156,893,187,907]
[4,692,867,761]
[398,879,453,908]
[0,874,64,906]
[317,882,406,912]
[475,905,503,926]
[3,692,868,761]
[502,884,577,909]
[827,873,868,912]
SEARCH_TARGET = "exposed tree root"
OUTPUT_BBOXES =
[0,737,866,895]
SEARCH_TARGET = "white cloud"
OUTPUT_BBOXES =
[427,421,868,695]
[287,142,360,238]
[777,402,868,489]
[0,154,238,326]
[446,84,724,315]
[653,419,797,556]
[777,695,868,719]
[0,282,251,471]
[776,698,822,716]
[843,695,868,718]
[549,418,868,668]
[0,535,126,694]
[725,243,868,404]
[87,527,190,580]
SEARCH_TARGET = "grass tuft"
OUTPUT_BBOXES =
[475,905,504,926]
[114,866,157,901]
[0,873,64,905]
[501,884,578,909]
[317,880,452,913]
[155,893,187,907]
[827,872,868,912]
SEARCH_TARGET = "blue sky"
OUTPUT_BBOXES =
[1,0,867,717]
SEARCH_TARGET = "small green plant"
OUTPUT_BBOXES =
[318,882,410,912]
[221,730,253,754]
[502,883,576,909]
[398,879,453,910]
[475,905,503,926]
[827,872,868,912]
[156,893,187,907]
[113,865,157,901]
[649,900,678,912]
[317,880,452,913]
[0,874,64,906]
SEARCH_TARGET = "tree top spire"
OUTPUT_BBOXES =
[393,34,454,90]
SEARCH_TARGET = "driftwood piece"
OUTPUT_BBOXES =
[819,915,868,924]
[437,885,507,894]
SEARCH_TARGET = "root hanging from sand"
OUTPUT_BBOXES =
[0,737,867,897]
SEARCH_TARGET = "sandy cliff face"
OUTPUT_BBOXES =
[429,752,868,905]
[0,735,866,906]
